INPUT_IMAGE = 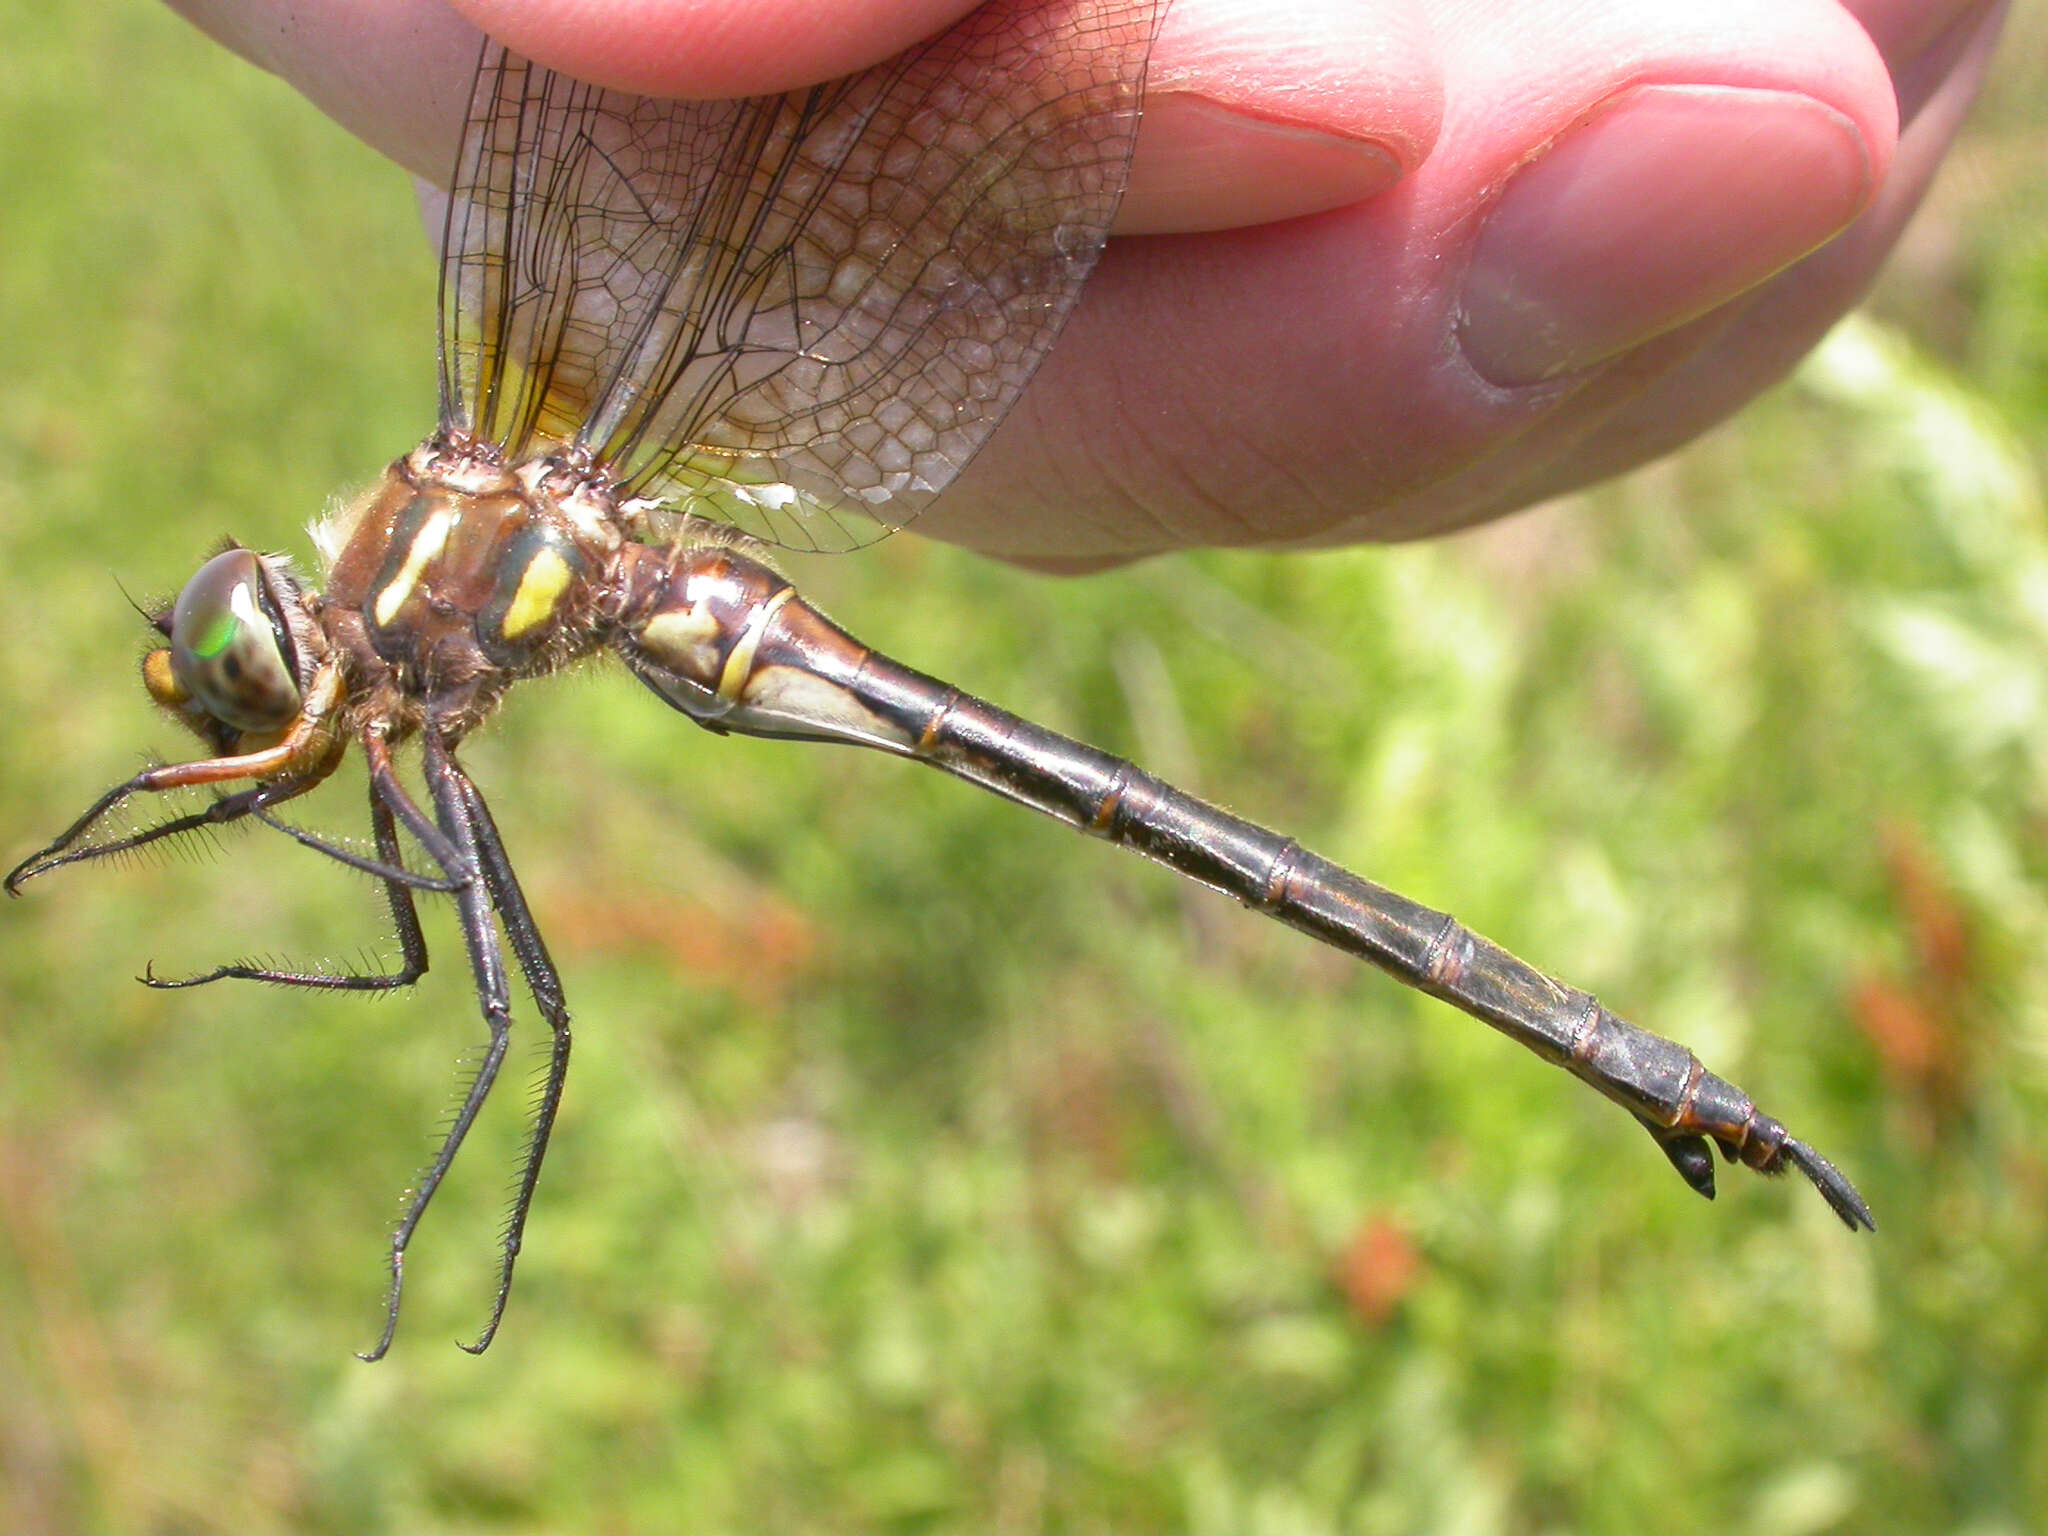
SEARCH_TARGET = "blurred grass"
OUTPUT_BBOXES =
[3,3,2047,1533]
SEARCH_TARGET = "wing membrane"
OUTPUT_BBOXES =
[437,0,1166,551]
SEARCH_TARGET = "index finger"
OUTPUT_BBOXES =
[164,0,1440,234]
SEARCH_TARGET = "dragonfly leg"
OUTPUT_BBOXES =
[247,799,462,892]
[6,661,346,893]
[363,730,474,885]
[5,775,297,895]
[141,782,438,994]
[436,750,572,1356]
[357,732,512,1363]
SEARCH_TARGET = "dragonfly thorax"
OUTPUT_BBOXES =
[317,441,628,738]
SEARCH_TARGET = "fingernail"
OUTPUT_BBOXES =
[1457,85,1874,387]
[1120,93,1403,235]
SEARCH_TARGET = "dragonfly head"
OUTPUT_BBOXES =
[142,545,316,754]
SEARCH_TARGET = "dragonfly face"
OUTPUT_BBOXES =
[6,0,1872,1358]
[142,547,315,751]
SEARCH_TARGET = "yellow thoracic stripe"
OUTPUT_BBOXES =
[372,507,456,626]
[499,547,573,639]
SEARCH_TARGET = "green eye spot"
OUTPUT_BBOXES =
[166,548,303,734]
[190,608,241,660]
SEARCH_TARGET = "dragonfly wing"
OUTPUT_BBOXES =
[436,0,1166,552]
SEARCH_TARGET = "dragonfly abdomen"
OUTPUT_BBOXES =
[612,538,1872,1232]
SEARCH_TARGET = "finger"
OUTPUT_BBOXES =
[1125,0,1434,234]
[442,0,986,97]
[162,0,484,190]
[1846,0,2001,78]
[1336,0,2008,549]
[163,0,1435,235]
[447,0,1440,229]
[919,0,1902,561]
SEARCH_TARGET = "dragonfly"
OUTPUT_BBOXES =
[6,0,1872,1358]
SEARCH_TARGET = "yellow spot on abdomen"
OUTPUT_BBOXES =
[499,547,573,640]
[718,586,796,702]
[640,603,721,663]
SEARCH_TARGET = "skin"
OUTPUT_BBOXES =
[165,0,2008,569]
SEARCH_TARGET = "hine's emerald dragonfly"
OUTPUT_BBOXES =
[7,0,1872,1358]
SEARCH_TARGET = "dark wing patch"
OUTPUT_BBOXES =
[436,0,1165,552]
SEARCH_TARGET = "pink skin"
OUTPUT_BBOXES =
[167,0,2006,569]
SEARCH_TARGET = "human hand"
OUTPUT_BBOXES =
[164,0,2006,568]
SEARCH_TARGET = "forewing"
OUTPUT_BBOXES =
[437,0,1165,551]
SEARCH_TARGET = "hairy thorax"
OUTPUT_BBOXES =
[315,439,630,740]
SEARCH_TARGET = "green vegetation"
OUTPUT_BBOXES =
[3,4,2046,1532]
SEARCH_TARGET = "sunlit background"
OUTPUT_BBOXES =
[2,3,2046,1532]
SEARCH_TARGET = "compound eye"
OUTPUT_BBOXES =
[167,549,303,734]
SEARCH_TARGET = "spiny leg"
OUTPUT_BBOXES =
[430,739,573,1355]
[363,730,473,884]
[8,775,305,893]
[359,735,516,1363]
[144,783,442,993]
[7,661,345,893]
[249,799,462,891]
